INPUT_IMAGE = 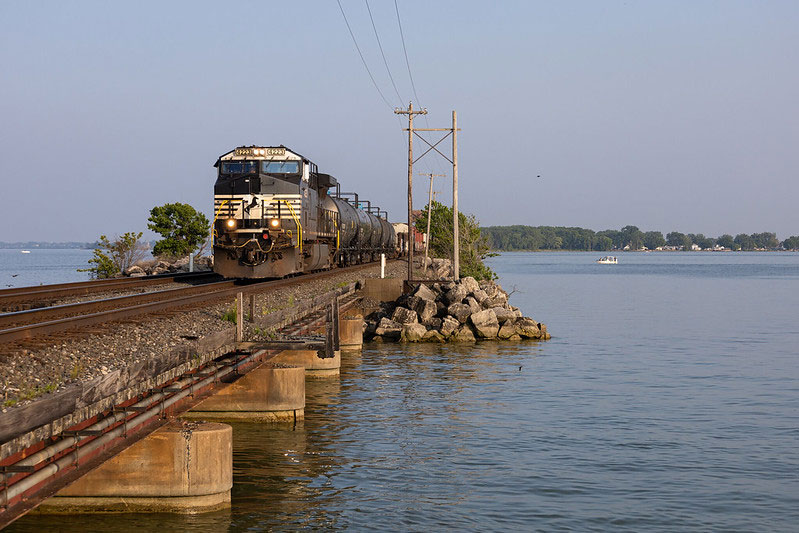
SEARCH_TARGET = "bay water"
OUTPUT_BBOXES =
[7,252,799,531]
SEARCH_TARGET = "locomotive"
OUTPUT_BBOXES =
[212,145,396,278]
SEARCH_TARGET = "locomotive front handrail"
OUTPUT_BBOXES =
[282,199,302,254]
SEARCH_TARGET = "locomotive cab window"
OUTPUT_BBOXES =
[221,161,258,174]
[261,160,300,175]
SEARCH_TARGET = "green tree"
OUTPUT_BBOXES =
[147,203,210,258]
[716,234,735,250]
[593,235,613,251]
[734,233,755,251]
[417,201,495,280]
[666,232,685,247]
[751,232,779,249]
[79,232,147,279]
[782,236,799,250]
[642,231,666,250]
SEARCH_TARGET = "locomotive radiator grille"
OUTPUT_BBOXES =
[214,194,302,221]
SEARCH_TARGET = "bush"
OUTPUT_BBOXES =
[79,232,148,279]
[415,201,496,280]
[148,203,210,258]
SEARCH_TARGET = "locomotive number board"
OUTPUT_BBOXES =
[234,147,286,156]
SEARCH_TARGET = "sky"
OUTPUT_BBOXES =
[1,0,797,242]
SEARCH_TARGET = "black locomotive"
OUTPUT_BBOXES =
[212,145,396,278]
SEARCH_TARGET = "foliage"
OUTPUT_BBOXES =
[221,305,237,323]
[79,232,148,279]
[147,203,210,258]
[415,201,496,280]
[782,236,799,250]
[482,225,790,252]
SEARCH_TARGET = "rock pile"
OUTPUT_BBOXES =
[364,276,550,343]
[123,255,213,277]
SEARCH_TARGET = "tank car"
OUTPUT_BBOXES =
[212,145,396,278]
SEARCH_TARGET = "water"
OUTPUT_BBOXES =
[0,249,94,288]
[8,252,799,531]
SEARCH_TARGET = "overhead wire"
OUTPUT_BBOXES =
[336,0,394,110]
[365,0,405,106]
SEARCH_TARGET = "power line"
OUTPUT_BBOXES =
[394,0,423,111]
[365,0,404,105]
[336,0,393,109]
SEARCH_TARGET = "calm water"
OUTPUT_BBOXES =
[9,252,799,531]
[0,249,93,288]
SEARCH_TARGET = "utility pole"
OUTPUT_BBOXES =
[418,172,446,276]
[452,110,459,281]
[395,102,427,281]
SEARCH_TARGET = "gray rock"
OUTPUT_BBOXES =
[447,303,472,323]
[391,306,418,325]
[516,317,542,339]
[492,306,516,324]
[460,276,480,294]
[150,260,171,275]
[413,298,437,323]
[471,289,489,304]
[469,308,500,338]
[486,295,508,308]
[445,284,467,305]
[439,316,459,337]
[451,324,476,342]
[513,309,523,318]
[375,317,402,340]
[435,300,447,316]
[401,323,428,342]
[465,296,481,315]
[422,329,446,343]
[497,321,519,339]
[414,283,437,302]
[125,265,146,277]
[423,317,442,329]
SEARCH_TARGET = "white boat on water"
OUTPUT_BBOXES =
[20,250,31,254]
[596,256,617,264]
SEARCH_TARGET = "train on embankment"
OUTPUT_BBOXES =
[212,145,398,278]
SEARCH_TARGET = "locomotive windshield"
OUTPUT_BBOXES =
[221,161,258,174]
[262,160,300,174]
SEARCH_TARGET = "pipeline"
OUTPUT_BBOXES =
[2,350,258,504]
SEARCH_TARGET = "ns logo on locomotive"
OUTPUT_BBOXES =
[213,145,398,279]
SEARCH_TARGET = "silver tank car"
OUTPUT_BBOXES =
[212,145,396,278]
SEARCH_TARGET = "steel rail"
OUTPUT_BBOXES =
[0,271,219,306]
[0,280,237,329]
[0,262,391,344]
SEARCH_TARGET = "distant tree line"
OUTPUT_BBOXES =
[481,225,799,252]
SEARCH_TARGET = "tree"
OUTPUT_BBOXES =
[593,235,613,251]
[642,231,666,250]
[147,203,210,258]
[666,232,686,247]
[734,233,755,251]
[79,232,148,279]
[782,236,799,250]
[751,232,779,249]
[716,234,735,250]
[416,201,495,280]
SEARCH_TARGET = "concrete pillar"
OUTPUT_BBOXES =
[36,421,232,514]
[184,363,305,422]
[339,317,364,350]
[271,349,340,378]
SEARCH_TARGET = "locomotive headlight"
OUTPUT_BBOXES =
[269,218,280,228]
[225,218,236,229]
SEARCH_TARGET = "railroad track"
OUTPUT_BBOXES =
[0,263,391,346]
[0,271,221,312]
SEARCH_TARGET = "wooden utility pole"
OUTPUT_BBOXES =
[418,172,446,275]
[452,111,459,280]
[395,102,427,281]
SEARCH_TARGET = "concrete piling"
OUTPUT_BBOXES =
[35,421,232,514]
[339,317,364,350]
[183,362,305,422]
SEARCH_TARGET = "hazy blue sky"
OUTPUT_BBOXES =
[1,0,797,242]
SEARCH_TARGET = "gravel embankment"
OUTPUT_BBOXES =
[0,262,405,410]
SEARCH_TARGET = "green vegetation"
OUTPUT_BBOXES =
[147,202,210,258]
[221,305,237,323]
[482,225,794,252]
[416,201,495,280]
[78,232,148,278]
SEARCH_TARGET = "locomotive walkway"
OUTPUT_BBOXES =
[0,262,399,526]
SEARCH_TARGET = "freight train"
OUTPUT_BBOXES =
[212,145,396,278]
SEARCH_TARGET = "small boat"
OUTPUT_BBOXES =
[596,256,617,264]
[20,250,31,254]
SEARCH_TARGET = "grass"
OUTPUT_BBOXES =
[221,305,237,323]
[69,362,84,380]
